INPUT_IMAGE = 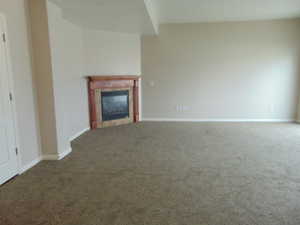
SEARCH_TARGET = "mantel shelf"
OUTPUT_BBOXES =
[87,75,141,81]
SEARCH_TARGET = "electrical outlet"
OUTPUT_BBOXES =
[175,105,190,112]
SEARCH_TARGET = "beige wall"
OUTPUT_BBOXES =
[142,20,300,121]
[82,29,142,118]
[83,29,141,75]
[47,1,89,154]
[0,0,41,166]
[29,0,90,158]
[29,0,58,156]
[28,0,142,159]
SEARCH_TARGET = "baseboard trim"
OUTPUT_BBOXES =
[42,154,59,161]
[42,147,72,161]
[19,147,73,172]
[41,126,89,162]
[58,147,72,160]
[69,127,90,142]
[142,118,295,122]
[20,156,42,174]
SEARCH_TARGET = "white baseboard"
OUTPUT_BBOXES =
[20,156,42,174]
[69,127,90,142]
[58,147,72,160]
[42,154,59,161]
[142,118,295,122]
[19,147,72,173]
[42,127,89,161]
[42,147,72,161]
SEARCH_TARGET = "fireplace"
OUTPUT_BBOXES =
[101,90,129,121]
[88,76,140,129]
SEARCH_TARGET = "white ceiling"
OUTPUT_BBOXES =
[49,0,300,34]
[49,0,158,34]
[153,0,300,23]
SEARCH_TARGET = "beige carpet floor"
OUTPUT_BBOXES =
[1,122,300,225]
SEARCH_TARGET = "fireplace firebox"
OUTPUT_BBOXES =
[101,90,130,121]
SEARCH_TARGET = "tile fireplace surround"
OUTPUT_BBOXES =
[87,76,140,129]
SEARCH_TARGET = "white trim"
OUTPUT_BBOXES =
[142,118,295,122]
[20,157,42,174]
[42,125,90,161]
[69,127,90,142]
[58,147,72,160]
[42,147,72,161]
[42,154,59,161]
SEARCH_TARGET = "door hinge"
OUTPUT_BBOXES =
[9,93,13,101]
[2,33,6,42]
[15,148,18,155]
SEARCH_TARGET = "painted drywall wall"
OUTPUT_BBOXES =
[46,2,142,155]
[47,1,89,154]
[142,20,300,121]
[83,29,141,76]
[28,0,141,159]
[28,0,58,156]
[0,0,41,166]
[83,29,142,119]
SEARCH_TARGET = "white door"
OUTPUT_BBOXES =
[0,14,18,185]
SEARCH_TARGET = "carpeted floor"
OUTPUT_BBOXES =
[1,122,300,225]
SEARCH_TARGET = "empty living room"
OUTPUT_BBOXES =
[1,0,300,224]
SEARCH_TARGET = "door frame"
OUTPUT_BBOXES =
[0,13,22,174]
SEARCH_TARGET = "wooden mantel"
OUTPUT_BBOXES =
[87,76,141,129]
[88,75,140,81]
